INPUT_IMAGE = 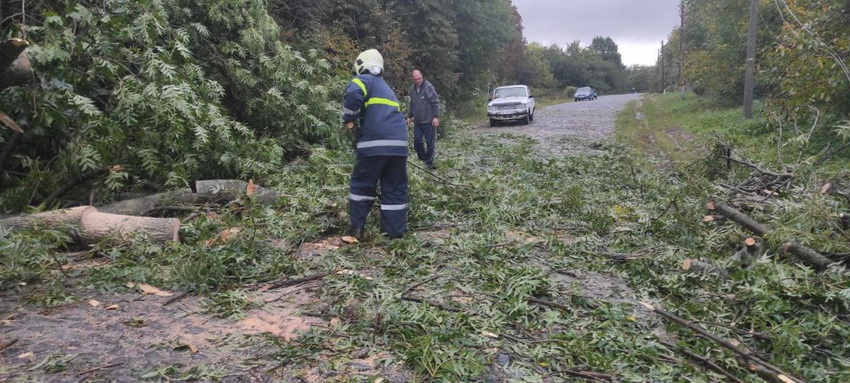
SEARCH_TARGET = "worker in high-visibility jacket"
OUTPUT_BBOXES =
[342,49,408,239]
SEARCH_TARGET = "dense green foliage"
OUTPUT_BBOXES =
[674,0,850,120]
[0,0,343,211]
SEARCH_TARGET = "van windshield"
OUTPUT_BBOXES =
[493,87,527,98]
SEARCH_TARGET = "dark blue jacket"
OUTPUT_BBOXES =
[342,74,408,157]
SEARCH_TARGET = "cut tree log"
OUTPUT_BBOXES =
[731,237,760,265]
[0,206,179,244]
[0,206,94,232]
[79,210,179,245]
[98,189,200,215]
[98,180,283,216]
[0,38,33,90]
[195,179,282,205]
[681,259,729,279]
[707,197,834,270]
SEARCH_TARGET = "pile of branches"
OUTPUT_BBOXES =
[712,140,794,205]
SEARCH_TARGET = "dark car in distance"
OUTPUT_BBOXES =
[574,87,597,102]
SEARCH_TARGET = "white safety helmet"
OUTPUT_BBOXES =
[353,49,384,75]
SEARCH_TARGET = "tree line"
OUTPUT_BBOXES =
[659,0,849,121]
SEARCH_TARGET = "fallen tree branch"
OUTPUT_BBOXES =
[40,168,110,208]
[163,290,193,306]
[660,340,745,383]
[76,362,123,377]
[641,301,804,383]
[708,197,835,270]
[401,295,464,313]
[0,338,18,351]
[246,272,328,292]
[562,369,618,382]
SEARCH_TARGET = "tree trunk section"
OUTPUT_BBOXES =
[708,198,834,270]
[98,189,199,215]
[0,38,33,90]
[0,206,94,232]
[195,179,281,205]
[79,210,179,245]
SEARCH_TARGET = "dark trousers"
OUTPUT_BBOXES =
[349,155,408,237]
[413,123,436,166]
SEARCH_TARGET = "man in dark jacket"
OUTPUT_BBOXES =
[342,49,408,240]
[406,69,441,170]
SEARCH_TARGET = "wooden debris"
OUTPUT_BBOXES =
[660,340,745,383]
[0,38,33,90]
[681,259,729,279]
[641,301,804,383]
[707,197,834,270]
[0,206,180,244]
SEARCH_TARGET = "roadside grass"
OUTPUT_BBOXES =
[4,113,850,381]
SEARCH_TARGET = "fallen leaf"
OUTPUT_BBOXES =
[777,375,795,383]
[481,331,499,339]
[627,316,637,322]
[246,179,257,196]
[176,338,199,354]
[821,183,832,194]
[639,301,655,311]
[330,317,342,327]
[16,352,33,359]
[703,215,715,222]
[205,227,242,246]
[137,283,174,297]
[88,299,101,307]
[340,236,359,244]
[106,305,120,310]
[126,281,174,296]
[109,165,124,172]
[538,362,550,367]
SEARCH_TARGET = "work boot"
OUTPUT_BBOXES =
[347,225,364,241]
[426,162,436,170]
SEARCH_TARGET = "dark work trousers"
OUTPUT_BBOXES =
[349,155,409,237]
[413,123,436,167]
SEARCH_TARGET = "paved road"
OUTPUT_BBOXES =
[477,93,642,157]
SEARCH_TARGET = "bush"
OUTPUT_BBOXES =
[564,86,578,98]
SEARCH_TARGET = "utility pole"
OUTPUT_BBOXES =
[679,0,686,99]
[743,0,759,119]
[661,40,665,93]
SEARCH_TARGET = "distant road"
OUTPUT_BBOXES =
[477,93,643,157]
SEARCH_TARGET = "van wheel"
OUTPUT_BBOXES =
[489,119,497,127]
[529,109,534,121]
[522,114,530,125]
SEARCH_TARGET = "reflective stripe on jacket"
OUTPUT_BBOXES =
[342,74,408,157]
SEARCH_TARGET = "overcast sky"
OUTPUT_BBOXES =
[512,0,682,66]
